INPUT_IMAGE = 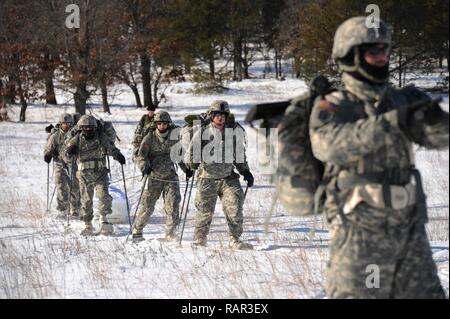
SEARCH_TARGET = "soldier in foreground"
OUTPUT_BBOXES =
[186,100,254,250]
[44,113,80,218]
[65,115,126,236]
[131,111,192,242]
[309,17,448,298]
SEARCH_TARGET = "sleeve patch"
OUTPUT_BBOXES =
[318,100,339,112]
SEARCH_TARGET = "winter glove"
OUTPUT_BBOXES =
[67,144,78,156]
[142,164,152,177]
[242,170,254,187]
[185,168,194,179]
[45,124,54,133]
[44,154,52,163]
[189,162,199,171]
[423,101,446,126]
[115,153,126,165]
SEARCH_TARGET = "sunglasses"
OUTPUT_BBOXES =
[362,44,389,56]
[211,112,227,117]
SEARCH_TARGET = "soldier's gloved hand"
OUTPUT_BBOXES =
[397,103,427,142]
[242,170,254,187]
[44,154,52,163]
[142,164,152,176]
[423,101,446,126]
[185,168,194,179]
[116,153,126,165]
[45,124,54,133]
[67,144,79,156]
[189,163,199,171]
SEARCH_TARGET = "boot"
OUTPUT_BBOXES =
[70,210,80,218]
[229,236,253,250]
[131,232,145,243]
[56,209,68,219]
[80,222,94,236]
[99,222,114,236]
[192,236,207,247]
[165,228,178,241]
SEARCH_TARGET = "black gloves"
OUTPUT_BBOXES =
[67,145,78,156]
[142,164,152,176]
[423,101,445,126]
[44,154,52,163]
[115,153,126,165]
[45,124,54,133]
[185,168,194,179]
[242,170,254,187]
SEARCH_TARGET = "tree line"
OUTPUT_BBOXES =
[0,0,448,121]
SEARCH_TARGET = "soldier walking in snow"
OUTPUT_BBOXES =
[65,115,126,236]
[186,100,254,250]
[131,111,191,242]
[44,113,81,218]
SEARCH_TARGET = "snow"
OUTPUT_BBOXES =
[0,74,448,299]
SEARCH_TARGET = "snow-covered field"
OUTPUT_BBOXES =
[0,72,448,298]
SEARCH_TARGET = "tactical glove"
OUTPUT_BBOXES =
[45,124,54,133]
[67,144,78,156]
[185,168,194,179]
[423,101,446,126]
[142,164,152,176]
[44,154,52,163]
[242,170,254,187]
[116,153,126,165]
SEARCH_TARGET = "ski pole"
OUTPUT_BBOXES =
[179,174,195,246]
[121,164,132,230]
[177,176,190,230]
[126,174,149,242]
[48,185,56,211]
[46,162,50,212]
[66,159,76,228]
[244,184,249,200]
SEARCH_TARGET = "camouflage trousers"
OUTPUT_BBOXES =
[53,163,80,214]
[77,169,112,224]
[326,204,445,299]
[132,177,181,235]
[194,177,244,241]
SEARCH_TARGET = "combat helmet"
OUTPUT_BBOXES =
[209,100,230,119]
[332,16,392,83]
[78,114,98,128]
[154,111,172,123]
[58,113,74,124]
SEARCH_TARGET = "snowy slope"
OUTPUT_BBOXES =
[0,75,448,299]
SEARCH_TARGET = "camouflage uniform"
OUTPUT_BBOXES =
[44,114,81,216]
[309,17,448,298]
[65,115,125,235]
[132,112,156,161]
[186,101,254,248]
[132,111,186,240]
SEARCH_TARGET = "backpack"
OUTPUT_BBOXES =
[245,75,334,216]
[180,112,236,153]
[96,119,118,144]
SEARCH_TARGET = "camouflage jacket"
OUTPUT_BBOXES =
[186,122,250,179]
[137,126,186,179]
[65,131,122,173]
[309,72,449,192]
[132,114,155,157]
[44,128,71,165]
